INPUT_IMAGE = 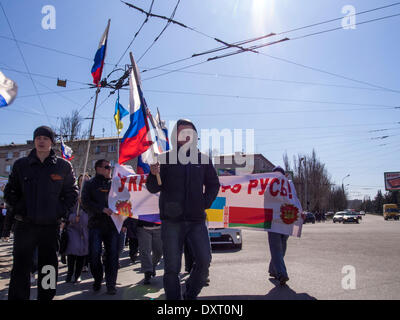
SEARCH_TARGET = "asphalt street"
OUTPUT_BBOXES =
[0,214,399,300]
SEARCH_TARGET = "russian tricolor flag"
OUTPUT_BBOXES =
[119,55,153,164]
[137,155,150,174]
[0,71,18,107]
[91,19,110,86]
[60,137,74,161]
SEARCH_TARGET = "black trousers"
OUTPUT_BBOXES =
[9,221,58,300]
[67,255,85,280]
[128,237,139,258]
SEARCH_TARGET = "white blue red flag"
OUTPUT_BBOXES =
[136,154,150,174]
[119,55,153,164]
[138,109,169,170]
[154,108,169,153]
[91,19,110,86]
[61,137,74,161]
[0,71,18,107]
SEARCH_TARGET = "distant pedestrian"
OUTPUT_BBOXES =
[136,219,163,285]
[4,125,78,300]
[0,203,5,236]
[123,217,139,263]
[64,174,90,283]
[118,225,127,268]
[268,166,290,286]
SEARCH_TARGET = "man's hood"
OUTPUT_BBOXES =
[170,119,198,150]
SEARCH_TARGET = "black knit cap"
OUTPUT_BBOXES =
[273,166,286,175]
[33,126,55,143]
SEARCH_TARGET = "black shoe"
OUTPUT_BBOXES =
[183,293,196,300]
[106,287,117,295]
[129,254,137,263]
[144,272,152,285]
[65,275,72,283]
[152,266,156,277]
[73,276,81,284]
[269,272,278,279]
[279,275,289,286]
[93,281,101,292]
[61,255,66,264]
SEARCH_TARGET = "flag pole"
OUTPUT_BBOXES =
[129,52,161,185]
[117,90,120,163]
[117,132,120,163]
[77,86,101,217]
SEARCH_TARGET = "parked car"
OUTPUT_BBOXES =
[303,212,316,224]
[325,211,334,218]
[333,211,346,223]
[342,212,360,224]
[354,212,362,220]
[359,211,366,216]
[209,228,242,249]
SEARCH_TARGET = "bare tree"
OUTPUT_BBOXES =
[283,149,347,212]
[57,110,88,142]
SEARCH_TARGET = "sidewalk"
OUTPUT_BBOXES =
[0,240,168,300]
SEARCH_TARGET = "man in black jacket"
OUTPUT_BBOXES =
[81,159,119,295]
[4,126,78,300]
[147,119,220,300]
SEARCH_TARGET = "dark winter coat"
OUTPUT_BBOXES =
[81,174,114,231]
[146,119,220,222]
[65,205,89,256]
[3,149,78,225]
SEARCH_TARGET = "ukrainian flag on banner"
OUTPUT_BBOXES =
[206,197,226,228]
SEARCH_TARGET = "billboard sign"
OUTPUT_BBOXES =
[384,172,400,191]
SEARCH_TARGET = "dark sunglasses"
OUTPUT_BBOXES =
[103,165,112,170]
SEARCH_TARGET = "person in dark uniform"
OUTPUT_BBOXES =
[4,126,78,300]
[81,159,119,295]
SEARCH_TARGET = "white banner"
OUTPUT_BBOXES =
[109,164,304,237]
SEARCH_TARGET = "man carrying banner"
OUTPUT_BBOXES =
[147,119,220,300]
[4,126,78,300]
[81,159,119,295]
[268,165,291,286]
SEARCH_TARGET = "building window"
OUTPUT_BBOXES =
[5,165,11,173]
[7,152,12,159]
[19,151,26,158]
[95,146,101,154]
[108,145,116,153]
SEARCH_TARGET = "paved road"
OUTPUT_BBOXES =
[0,214,399,300]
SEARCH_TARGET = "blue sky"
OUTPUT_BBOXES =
[0,0,399,200]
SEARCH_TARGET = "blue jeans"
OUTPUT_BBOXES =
[268,232,289,279]
[161,221,211,300]
[89,227,119,289]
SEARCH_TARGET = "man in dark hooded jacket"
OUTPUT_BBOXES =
[4,126,78,300]
[146,119,220,300]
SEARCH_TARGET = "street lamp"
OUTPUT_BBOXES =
[300,157,308,211]
[342,174,350,191]
[341,174,350,210]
